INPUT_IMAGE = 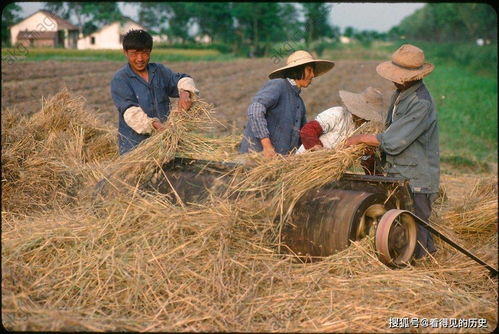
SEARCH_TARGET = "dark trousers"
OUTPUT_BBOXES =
[412,192,438,259]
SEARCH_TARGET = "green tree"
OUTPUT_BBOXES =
[456,3,497,41]
[387,26,402,40]
[2,2,22,46]
[344,26,355,38]
[232,2,298,56]
[301,2,334,47]
[43,2,122,35]
[138,2,194,43]
[80,2,123,35]
[137,2,166,35]
[190,3,234,43]
[164,3,195,43]
[397,3,497,42]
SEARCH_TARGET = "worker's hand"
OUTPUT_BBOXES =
[345,134,380,147]
[178,90,192,111]
[262,145,277,159]
[261,137,277,159]
[152,120,166,132]
[344,135,361,147]
[309,144,324,151]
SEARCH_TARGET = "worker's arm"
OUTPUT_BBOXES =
[260,137,276,158]
[344,134,380,147]
[248,80,285,158]
[111,76,162,134]
[177,77,199,111]
[376,101,431,155]
[160,65,199,111]
[124,106,162,134]
[300,120,324,149]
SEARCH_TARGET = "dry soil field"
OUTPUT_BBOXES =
[1,59,395,132]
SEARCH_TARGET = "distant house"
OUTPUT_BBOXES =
[152,34,170,43]
[77,18,146,50]
[340,36,352,44]
[195,34,212,44]
[10,10,79,48]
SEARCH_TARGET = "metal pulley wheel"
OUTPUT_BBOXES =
[375,209,418,267]
[354,203,386,240]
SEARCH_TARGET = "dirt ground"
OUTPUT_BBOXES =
[1,59,395,133]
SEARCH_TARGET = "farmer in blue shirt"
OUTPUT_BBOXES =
[111,29,199,155]
[239,50,335,158]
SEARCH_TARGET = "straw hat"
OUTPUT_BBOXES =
[339,87,385,122]
[269,50,335,79]
[376,44,434,84]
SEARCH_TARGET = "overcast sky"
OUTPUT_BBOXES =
[17,2,425,33]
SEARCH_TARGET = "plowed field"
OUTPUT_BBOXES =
[1,59,394,133]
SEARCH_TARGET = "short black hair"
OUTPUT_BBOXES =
[123,29,153,51]
[282,63,316,80]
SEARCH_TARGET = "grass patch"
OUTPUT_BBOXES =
[424,65,497,163]
[440,155,491,173]
[1,47,237,62]
[322,41,393,60]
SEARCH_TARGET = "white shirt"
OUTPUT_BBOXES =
[296,106,355,154]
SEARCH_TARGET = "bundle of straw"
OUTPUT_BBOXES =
[96,98,240,196]
[1,89,117,213]
[228,121,384,225]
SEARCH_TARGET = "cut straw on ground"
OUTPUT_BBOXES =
[2,89,497,332]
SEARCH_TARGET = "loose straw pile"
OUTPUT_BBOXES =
[2,89,497,332]
[441,178,498,235]
[3,187,496,332]
[95,98,241,196]
[1,89,117,213]
[228,121,384,225]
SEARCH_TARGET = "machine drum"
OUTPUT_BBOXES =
[284,189,387,259]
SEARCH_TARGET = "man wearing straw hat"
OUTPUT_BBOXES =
[345,44,439,260]
[111,29,199,155]
[238,50,335,158]
[297,87,385,173]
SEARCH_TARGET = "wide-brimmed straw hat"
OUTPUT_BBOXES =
[269,50,335,79]
[376,44,434,84]
[339,87,385,122]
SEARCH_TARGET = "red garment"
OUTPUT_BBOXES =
[300,120,324,149]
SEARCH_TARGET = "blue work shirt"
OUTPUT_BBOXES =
[239,78,307,155]
[110,62,190,155]
[376,81,440,193]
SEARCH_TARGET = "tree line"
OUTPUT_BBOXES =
[393,3,497,43]
[1,2,338,56]
[3,3,496,52]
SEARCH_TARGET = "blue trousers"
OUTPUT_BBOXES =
[412,192,438,259]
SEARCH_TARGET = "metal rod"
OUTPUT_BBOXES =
[400,210,498,277]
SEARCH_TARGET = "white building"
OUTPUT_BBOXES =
[10,10,79,48]
[152,34,169,43]
[340,36,352,44]
[195,34,212,44]
[77,18,146,50]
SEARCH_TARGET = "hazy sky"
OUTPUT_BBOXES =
[17,2,425,33]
